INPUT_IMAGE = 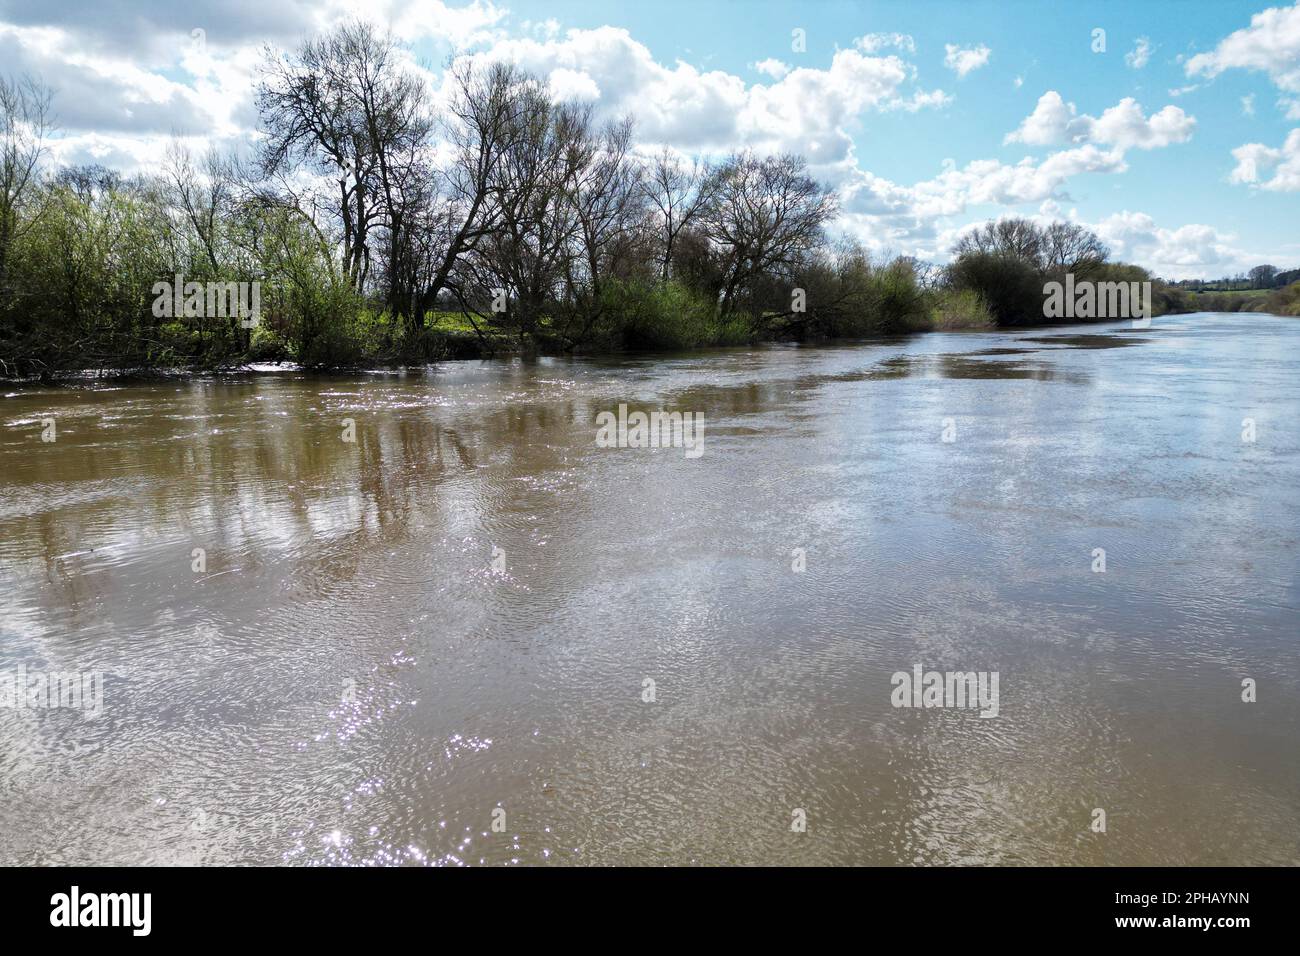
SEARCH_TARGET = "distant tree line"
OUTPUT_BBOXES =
[1171,265,1300,292]
[1,21,1296,379]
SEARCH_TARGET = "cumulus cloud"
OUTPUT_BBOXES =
[943,43,990,78]
[0,24,219,135]
[752,58,790,80]
[545,67,600,101]
[1090,98,1197,150]
[1229,129,1300,190]
[1,0,504,61]
[1125,37,1153,69]
[1091,211,1253,279]
[0,0,505,161]
[3,5,956,173]
[1185,2,1300,106]
[833,129,1243,268]
[0,0,315,60]
[329,0,506,47]
[460,26,947,163]
[840,144,1126,231]
[1005,92,1195,151]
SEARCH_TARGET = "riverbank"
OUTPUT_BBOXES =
[13,275,1294,386]
[3,306,1240,386]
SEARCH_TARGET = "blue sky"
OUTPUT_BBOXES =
[2,0,1297,277]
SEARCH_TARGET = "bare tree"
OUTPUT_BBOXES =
[0,74,54,299]
[644,148,715,282]
[561,116,646,343]
[701,152,836,322]
[1042,221,1108,277]
[257,20,432,306]
[407,60,538,326]
[162,143,236,274]
[953,218,1046,268]
[461,95,589,344]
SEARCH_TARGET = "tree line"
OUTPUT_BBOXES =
[1,21,1294,380]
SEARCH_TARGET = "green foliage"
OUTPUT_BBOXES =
[946,251,1044,326]
[595,279,733,351]
[930,288,995,330]
[945,224,1211,326]
[867,258,930,332]
[1262,281,1300,317]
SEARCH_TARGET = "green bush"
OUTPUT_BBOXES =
[946,251,1044,326]
[930,288,995,330]
[867,259,930,332]
[597,279,724,350]
[1262,281,1300,316]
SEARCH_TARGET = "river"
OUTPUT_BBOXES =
[1,312,1297,865]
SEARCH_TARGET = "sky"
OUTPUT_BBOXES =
[1,0,1298,279]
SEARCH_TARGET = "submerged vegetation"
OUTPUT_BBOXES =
[0,24,1295,380]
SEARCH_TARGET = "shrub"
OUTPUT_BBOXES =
[867,258,930,332]
[946,251,1044,326]
[931,288,995,330]
[596,279,723,350]
[1262,281,1300,317]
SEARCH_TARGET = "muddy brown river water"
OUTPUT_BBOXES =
[1,313,1297,865]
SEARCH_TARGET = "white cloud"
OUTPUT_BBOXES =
[886,88,953,112]
[1090,98,1197,150]
[0,2,506,149]
[855,33,915,54]
[1125,37,1153,69]
[462,26,946,163]
[752,58,790,80]
[1229,129,1300,190]
[1,8,954,174]
[0,23,222,135]
[1005,92,1195,151]
[1186,3,1300,100]
[943,43,991,78]
[1091,211,1253,279]
[328,0,506,48]
[546,67,600,101]
[840,145,1126,226]
[835,99,1203,266]
[520,18,562,41]
[1242,93,1256,115]
[1004,91,1078,145]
